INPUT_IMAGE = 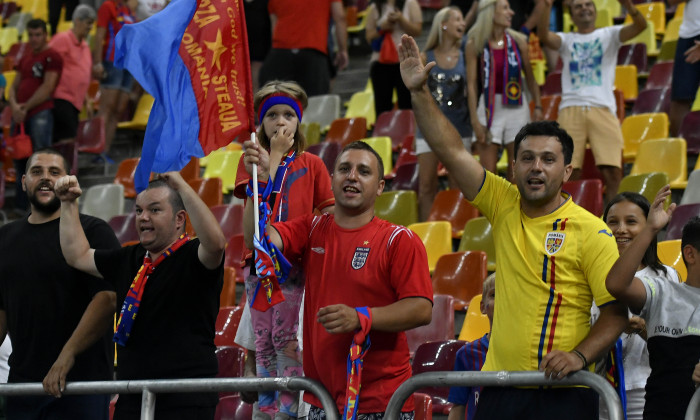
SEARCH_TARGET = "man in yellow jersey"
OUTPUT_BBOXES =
[399,34,628,419]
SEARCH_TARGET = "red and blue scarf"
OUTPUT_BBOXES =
[114,234,190,346]
[483,32,523,129]
[343,307,372,420]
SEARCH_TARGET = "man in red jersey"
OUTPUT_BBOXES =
[243,140,433,419]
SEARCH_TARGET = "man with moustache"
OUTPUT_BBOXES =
[0,149,119,419]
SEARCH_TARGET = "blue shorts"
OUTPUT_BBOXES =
[101,60,134,92]
[672,35,700,101]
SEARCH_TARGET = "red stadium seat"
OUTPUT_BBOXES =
[432,251,488,311]
[563,179,604,217]
[76,116,106,154]
[188,178,224,208]
[414,393,434,420]
[386,135,417,180]
[220,267,238,308]
[530,95,561,121]
[665,203,700,240]
[52,141,78,176]
[412,340,466,415]
[215,306,243,347]
[405,294,454,357]
[211,204,244,241]
[108,213,139,245]
[680,111,700,155]
[307,141,342,175]
[541,72,562,96]
[215,345,246,397]
[390,161,419,193]
[631,87,671,115]
[215,395,254,420]
[617,43,648,74]
[427,190,480,238]
[325,117,367,146]
[114,158,140,198]
[645,61,674,89]
[372,109,416,151]
[180,157,200,182]
[224,234,246,282]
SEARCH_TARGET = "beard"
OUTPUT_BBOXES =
[27,192,60,215]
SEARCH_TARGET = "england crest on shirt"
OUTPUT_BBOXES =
[545,232,565,255]
[352,247,370,270]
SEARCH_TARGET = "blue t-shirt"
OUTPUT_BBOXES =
[447,334,490,420]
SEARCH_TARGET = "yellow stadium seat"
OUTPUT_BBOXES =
[201,149,243,193]
[408,221,453,272]
[225,142,243,151]
[595,7,613,28]
[657,239,687,282]
[624,2,665,37]
[692,87,700,111]
[3,70,15,101]
[361,136,392,176]
[619,172,670,208]
[457,294,491,342]
[593,0,621,17]
[117,94,154,131]
[629,138,687,189]
[621,112,669,162]
[659,40,678,61]
[301,122,321,146]
[374,190,418,227]
[345,90,375,129]
[563,12,574,32]
[674,2,685,20]
[663,18,683,44]
[458,217,496,271]
[625,20,659,56]
[0,27,18,55]
[614,65,638,102]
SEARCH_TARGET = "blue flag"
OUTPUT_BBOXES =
[113,0,255,192]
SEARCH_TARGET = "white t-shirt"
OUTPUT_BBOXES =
[680,0,700,39]
[135,0,166,21]
[557,26,623,114]
[0,336,11,383]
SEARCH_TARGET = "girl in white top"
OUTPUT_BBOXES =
[600,191,681,420]
[365,0,422,116]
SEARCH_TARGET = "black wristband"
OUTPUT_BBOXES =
[572,349,588,369]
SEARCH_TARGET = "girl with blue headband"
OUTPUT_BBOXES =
[233,80,335,420]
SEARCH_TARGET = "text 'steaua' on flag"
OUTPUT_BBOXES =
[113,0,255,192]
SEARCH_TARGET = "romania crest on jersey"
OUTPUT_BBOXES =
[545,232,566,255]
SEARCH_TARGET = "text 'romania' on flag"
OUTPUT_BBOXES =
[113,0,255,192]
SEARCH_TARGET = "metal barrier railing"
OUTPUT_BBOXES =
[384,371,624,420]
[686,387,700,420]
[0,377,339,420]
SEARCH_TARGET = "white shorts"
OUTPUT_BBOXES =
[415,135,471,155]
[475,93,530,146]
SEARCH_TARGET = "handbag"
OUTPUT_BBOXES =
[378,31,399,64]
[5,123,32,160]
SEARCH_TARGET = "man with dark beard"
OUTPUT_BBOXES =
[0,149,119,419]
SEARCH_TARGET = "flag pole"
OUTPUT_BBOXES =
[251,132,260,241]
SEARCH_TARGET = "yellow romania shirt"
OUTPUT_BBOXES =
[472,171,619,372]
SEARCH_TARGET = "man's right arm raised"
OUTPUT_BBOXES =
[242,141,284,252]
[398,35,485,201]
[55,176,102,278]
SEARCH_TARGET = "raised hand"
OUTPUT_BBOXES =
[399,34,436,92]
[54,175,83,202]
[154,171,187,191]
[647,185,676,233]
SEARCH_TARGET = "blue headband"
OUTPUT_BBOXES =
[258,94,303,123]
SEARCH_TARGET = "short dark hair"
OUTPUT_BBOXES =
[682,216,700,267]
[336,141,384,179]
[26,148,70,174]
[26,19,47,32]
[513,121,574,165]
[145,179,186,214]
[604,192,666,275]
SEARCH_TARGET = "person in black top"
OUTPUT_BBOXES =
[0,148,119,419]
[56,171,227,420]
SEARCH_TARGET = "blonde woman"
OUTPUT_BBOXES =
[466,0,542,180]
[366,0,423,116]
[415,7,471,220]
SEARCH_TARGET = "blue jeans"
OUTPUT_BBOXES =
[12,108,54,211]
